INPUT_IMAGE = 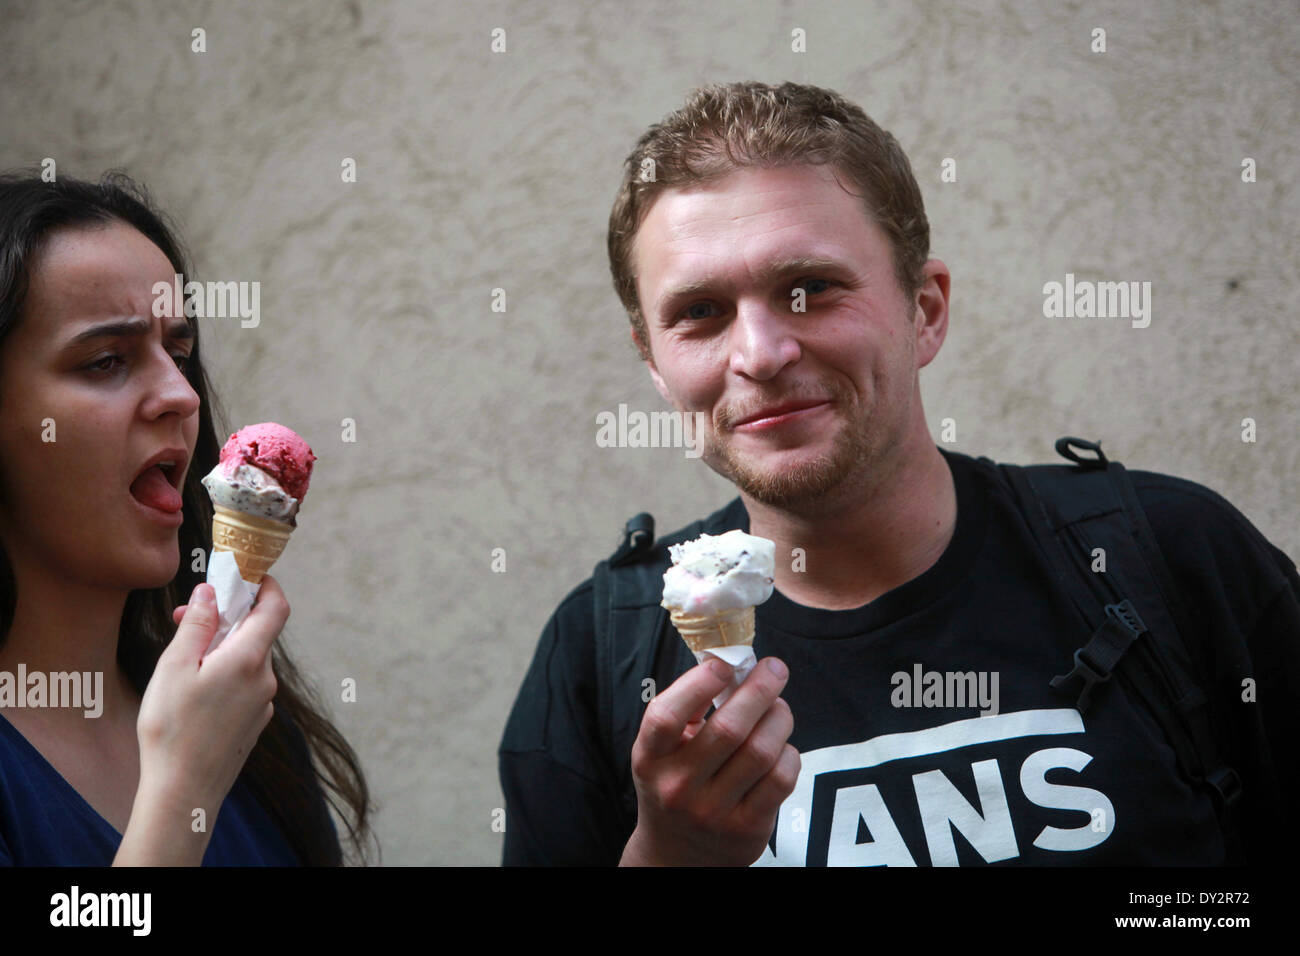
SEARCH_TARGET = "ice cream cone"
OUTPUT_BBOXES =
[210,503,293,584]
[668,605,756,654]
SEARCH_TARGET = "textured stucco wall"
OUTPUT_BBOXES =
[1,0,1295,864]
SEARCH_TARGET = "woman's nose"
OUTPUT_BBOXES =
[143,351,200,421]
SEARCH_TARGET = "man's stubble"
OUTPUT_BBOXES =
[702,373,899,515]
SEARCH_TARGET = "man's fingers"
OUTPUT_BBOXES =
[635,659,733,759]
[680,695,715,742]
[737,743,801,826]
[688,657,789,775]
[709,695,794,804]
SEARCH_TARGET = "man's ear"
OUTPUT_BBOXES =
[631,326,673,403]
[647,359,672,404]
[630,325,650,362]
[913,258,951,370]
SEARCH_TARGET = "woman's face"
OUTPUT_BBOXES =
[0,221,199,592]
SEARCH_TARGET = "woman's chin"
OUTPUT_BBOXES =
[119,548,182,590]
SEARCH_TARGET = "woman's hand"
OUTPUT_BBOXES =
[113,576,287,866]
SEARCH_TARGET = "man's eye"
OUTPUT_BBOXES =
[793,277,833,296]
[682,302,719,321]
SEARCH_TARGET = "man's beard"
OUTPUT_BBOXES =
[701,378,876,512]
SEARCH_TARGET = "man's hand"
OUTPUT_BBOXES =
[620,656,800,866]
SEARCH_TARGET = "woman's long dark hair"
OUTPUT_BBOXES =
[0,170,373,865]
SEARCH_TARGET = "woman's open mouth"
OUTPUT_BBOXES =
[129,450,187,524]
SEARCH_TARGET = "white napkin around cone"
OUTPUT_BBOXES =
[690,643,757,710]
[203,550,260,654]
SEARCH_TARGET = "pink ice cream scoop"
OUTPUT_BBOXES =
[218,423,316,501]
[203,423,315,585]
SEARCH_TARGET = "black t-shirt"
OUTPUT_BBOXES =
[499,448,1299,866]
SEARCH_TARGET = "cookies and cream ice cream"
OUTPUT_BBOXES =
[661,531,776,706]
[203,462,299,522]
[661,530,776,616]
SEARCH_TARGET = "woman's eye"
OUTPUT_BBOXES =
[87,354,125,374]
[172,353,191,373]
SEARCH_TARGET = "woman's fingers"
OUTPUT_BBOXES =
[216,573,289,663]
[168,584,219,662]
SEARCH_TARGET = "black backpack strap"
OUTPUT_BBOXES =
[593,503,747,817]
[592,513,696,818]
[993,436,1241,818]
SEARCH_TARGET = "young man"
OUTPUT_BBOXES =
[500,81,1298,866]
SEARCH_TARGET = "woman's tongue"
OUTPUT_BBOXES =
[130,465,183,513]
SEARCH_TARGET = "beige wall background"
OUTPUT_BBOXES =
[1,0,1295,864]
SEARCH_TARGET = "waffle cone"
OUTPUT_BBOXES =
[668,605,755,654]
[210,504,293,584]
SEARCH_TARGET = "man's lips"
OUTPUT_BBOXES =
[730,399,832,431]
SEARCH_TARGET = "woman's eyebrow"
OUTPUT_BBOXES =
[168,320,196,341]
[64,316,194,347]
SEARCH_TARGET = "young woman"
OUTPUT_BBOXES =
[0,171,371,865]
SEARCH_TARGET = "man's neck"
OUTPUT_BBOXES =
[743,441,957,611]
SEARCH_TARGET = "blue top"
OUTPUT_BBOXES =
[0,712,302,865]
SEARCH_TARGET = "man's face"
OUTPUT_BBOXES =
[632,164,945,512]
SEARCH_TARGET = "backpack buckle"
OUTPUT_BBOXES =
[1206,766,1243,812]
[1055,436,1109,469]
[1105,599,1148,639]
[1050,645,1112,713]
[1051,602,1146,712]
[610,513,655,567]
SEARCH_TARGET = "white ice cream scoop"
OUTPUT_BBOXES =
[661,529,776,615]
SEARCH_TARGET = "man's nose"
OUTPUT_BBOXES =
[728,298,800,381]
